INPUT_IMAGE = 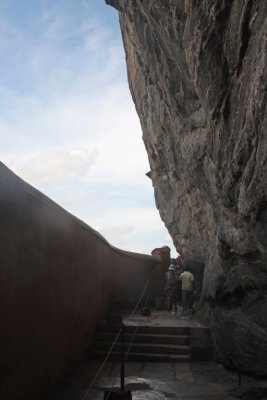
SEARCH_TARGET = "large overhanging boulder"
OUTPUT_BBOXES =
[106,0,267,375]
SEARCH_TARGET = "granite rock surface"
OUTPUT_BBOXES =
[106,0,267,375]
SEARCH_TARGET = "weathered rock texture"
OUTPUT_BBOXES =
[106,0,267,375]
[0,163,157,400]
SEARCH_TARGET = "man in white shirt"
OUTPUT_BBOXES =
[179,266,195,311]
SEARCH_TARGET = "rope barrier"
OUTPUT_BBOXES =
[80,327,122,400]
[123,279,149,360]
[79,278,150,400]
[106,279,150,398]
[125,279,149,322]
[104,374,117,400]
[124,324,139,361]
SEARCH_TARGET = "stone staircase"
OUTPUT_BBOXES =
[91,323,192,363]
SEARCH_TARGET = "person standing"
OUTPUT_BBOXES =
[174,256,183,303]
[164,261,179,313]
[179,266,195,312]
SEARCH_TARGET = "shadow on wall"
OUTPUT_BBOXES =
[0,163,161,400]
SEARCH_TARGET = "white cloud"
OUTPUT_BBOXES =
[0,2,177,256]
[1,81,148,186]
[13,149,98,185]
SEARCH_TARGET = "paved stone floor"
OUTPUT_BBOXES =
[122,309,203,328]
[42,359,267,400]
[42,311,267,399]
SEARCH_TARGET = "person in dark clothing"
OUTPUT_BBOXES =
[164,262,179,313]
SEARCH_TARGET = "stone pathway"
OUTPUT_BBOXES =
[122,309,203,328]
[42,360,250,400]
[42,311,267,399]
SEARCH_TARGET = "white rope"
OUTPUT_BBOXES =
[125,279,149,321]
[124,280,150,360]
[104,372,118,400]
[80,327,122,400]
[124,324,139,361]
[80,279,150,399]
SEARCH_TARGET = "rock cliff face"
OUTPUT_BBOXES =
[106,0,267,375]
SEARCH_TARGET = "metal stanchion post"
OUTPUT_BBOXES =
[103,323,132,400]
[238,371,242,386]
[120,323,125,392]
[86,280,148,400]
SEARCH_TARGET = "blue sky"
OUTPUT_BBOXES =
[0,0,177,256]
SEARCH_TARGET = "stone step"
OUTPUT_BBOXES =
[94,341,191,355]
[96,324,191,336]
[97,332,190,345]
[92,350,191,363]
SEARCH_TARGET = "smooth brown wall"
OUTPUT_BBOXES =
[0,163,156,399]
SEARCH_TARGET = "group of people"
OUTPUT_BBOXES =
[164,256,196,314]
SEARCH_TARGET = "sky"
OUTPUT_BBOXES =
[0,0,177,256]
